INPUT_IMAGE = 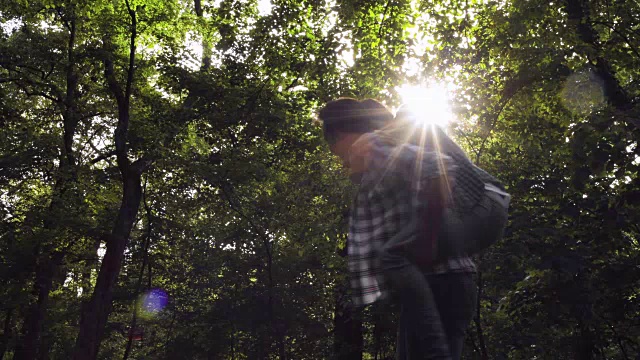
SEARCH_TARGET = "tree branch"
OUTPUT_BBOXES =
[124,0,136,103]
[377,0,392,41]
[1,73,63,102]
[592,21,640,60]
[103,1,137,173]
[55,7,72,32]
[103,47,124,105]
[80,111,111,121]
[474,271,489,360]
[89,150,117,165]
[475,89,517,165]
[122,176,153,360]
[131,157,154,176]
[13,83,60,103]
[565,0,635,117]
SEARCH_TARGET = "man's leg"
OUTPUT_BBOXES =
[385,265,451,359]
[376,215,452,359]
[396,304,409,360]
[426,272,477,360]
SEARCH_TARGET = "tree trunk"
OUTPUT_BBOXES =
[474,271,489,360]
[0,309,13,360]
[194,0,212,70]
[14,253,64,360]
[15,8,79,359]
[73,172,143,360]
[81,238,102,297]
[574,322,596,360]
[333,285,363,360]
[123,189,153,360]
[73,4,140,358]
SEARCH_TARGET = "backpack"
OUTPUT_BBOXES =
[413,165,511,268]
[439,180,511,258]
[367,123,511,267]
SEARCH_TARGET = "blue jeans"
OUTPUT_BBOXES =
[376,215,476,359]
[396,272,476,360]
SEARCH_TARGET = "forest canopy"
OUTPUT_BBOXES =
[0,0,639,359]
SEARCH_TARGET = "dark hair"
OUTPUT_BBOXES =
[360,99,394,124]
[318,98,392,144]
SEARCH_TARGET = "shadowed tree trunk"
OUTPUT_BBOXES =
[14,252,64,360]
[333,283,363,360]
[474,271,489,360]
[73,168,145,359]
[0,309,13,360]
[194,0,212,70]
[122,183,153,360]
[14,8,80,359]
[72,3,147,358]
[80,238,102,297]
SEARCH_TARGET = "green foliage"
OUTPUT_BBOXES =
[1,0,639,358]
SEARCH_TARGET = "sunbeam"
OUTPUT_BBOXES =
[396,83,454,129]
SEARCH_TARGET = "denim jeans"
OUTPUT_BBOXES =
[396,272,476,360]
[376,213,477,359]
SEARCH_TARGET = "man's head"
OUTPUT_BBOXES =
[318,98,392,174]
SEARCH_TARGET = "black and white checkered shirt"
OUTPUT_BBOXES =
[347,134,476,306]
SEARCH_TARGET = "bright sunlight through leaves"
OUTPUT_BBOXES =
[396,83,454,128]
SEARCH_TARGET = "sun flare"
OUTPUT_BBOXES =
[396,83,454,129]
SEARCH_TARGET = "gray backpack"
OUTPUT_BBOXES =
[438,181,511,258]
[410,168,511,268]
[391,124,511,265]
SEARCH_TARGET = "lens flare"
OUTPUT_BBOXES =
[138,289,168,319]
[560,70,605,115]
[396,83,454,128]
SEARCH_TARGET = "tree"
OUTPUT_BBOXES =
[1,0,638,358]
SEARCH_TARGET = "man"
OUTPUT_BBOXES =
[318,98,478,359]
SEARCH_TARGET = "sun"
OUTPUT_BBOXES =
[395,82,454,129]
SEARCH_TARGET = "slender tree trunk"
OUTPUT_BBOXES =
[332,284,363,360]
[371,307,384,360]
[73,172,144,359]
[123,186,153,360]
[81,238,102,297]
[73,3,141,358]
[194,0,212,70]
[574,321,596,360]
[121,282,140,360]
[474,272,489,360]
[37,255,71,360]
[0,309,13,360]
[15,9,79,360]
[219,184,283,358]
[15,253,64,360]
[14,264,51,360]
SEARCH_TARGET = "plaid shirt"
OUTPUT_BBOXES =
[347,135,476,306]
